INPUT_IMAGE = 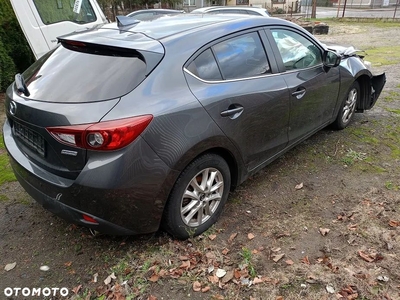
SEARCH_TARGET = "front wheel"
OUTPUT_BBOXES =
[332,81,360,130]
[162,154,231,239]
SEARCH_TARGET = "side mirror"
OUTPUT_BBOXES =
[323,50,341,68]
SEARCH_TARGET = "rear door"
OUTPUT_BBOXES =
[10,0,107,59]
[184,30,290,172]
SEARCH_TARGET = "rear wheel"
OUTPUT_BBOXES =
[332,81,359,130]
[162,154,231,239]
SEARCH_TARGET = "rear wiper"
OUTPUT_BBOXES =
[15,73,30,97]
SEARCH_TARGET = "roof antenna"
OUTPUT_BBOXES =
[116,16,140,29]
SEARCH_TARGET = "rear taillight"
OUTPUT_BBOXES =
[47,115,153,151]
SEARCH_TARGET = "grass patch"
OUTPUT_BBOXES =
[363,46,400,66]
[383,91,400,103]
[321,18,400,27]
[0,194,9,202]
[0,134,16,185]
[341,149,367,166]
[386,108,400,115]
[240,247,257,278]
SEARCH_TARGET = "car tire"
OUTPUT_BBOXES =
[162,153,231,239]
[332,81,360,130]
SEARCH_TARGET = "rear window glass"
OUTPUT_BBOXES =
[22,45,147,103]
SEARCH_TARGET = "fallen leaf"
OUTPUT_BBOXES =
[358,251,375,263]
[72,285,82,294]
[285,259,294,265]
[208,234,217,241]
[193,281,201,292]
[147,295,157,300]
[208,275,219,284]
[228,232,238,243]
[276,297,284,300]
[252,249,259,254]
[319,228,330,236]
[348,224,358,231]
[253,277,263,284]
[4,262,16,271]
[201,286,210,293]
[234,269,241,279]
[104,272,116,285]
[222,270,234,284]
[301,256,310,265]
[179,255,188,261]
[271,247,281,252]
[389,220,400,227]
[247,233,255,240]
[276,232,291,238]
[221,248,229,255]
[179,260,191,269]
[64,261,72,267]
[149,274,159,282]
[326,285,335,294]
[295,182,304,190]
[216,268,227,278]
[272,253,285,263]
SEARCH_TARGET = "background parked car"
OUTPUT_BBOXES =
[126,9,184,20]
[191,6,270,17]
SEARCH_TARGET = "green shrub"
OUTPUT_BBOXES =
[0,1,35,92]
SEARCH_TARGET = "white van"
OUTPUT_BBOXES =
[11,0,108,59]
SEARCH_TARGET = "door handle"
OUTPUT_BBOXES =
[220,106,244,118]
[292,88,306,99]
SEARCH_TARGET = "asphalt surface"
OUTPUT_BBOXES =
[291,6,400,19]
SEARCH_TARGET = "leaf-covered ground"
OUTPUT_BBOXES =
[1,21,399,300]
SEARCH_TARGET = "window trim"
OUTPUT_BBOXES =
[184,28,277,82]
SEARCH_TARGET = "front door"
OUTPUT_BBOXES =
[267,28,340,145]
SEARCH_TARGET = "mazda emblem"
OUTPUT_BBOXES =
[9,101,17,116]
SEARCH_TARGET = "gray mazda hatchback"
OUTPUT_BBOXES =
[3,14,385,239]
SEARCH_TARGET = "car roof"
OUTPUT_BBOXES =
[58,14,299,52]
[127,9,183,17]
[118,14,281,39]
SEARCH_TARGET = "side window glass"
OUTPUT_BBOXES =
[247,11,261,15]
[33,0,96,25]
[271,29,322,71]
[212,32,270,80]
[187,49,222,81]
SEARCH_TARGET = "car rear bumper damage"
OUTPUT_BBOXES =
[3,119,177,235]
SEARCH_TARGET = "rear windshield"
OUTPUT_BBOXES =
[21,45,147,103]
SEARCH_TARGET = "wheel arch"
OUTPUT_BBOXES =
[355,74,372,112]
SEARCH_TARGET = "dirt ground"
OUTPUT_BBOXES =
[1,21,399,300]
